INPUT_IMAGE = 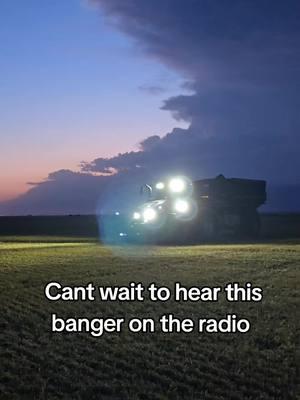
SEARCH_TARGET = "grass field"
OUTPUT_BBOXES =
[0,237,299,399]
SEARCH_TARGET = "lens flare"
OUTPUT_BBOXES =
[155,182,165,190]
[174,199,189,213]
[133,212,141,220]
[143,208,157,222]
[169,177,185,193]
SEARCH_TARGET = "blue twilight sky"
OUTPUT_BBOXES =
[0,0,186,200]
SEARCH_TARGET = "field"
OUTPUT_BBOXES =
[1,235,299,399]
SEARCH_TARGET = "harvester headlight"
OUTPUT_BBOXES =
[169,177,185,193]
[155,182,165,190]
[133,212,141,220]
[174,199,189,213]
[143,207,157,222]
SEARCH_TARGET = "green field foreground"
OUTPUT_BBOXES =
[0,237,299,399]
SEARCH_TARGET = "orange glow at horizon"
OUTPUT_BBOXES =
[0,115,187,203]
[0,134,133,202]
[0,141,138,202]
[0,181,30,202]
[0,103,187,204]
[0,169,48,202]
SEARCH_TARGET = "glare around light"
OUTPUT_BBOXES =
[155,182,165,190]
[143,208,157,222]
[133,211,141,220]
[169,177,185,193]
[174,199,189,213]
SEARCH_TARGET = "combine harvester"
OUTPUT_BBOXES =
[111,175,266,243]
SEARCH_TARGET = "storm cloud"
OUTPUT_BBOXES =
[1,0,300,214]
[86,0,300,183]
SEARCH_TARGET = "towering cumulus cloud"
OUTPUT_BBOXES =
[1,0,299,214]
[86,0,300,182]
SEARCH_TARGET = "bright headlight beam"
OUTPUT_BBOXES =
[169,177,185,193]
[133,212,141,220]
[143,208,157,222]
[174,199,189,213]
[155,182,165,190]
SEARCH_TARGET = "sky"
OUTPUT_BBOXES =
[0,0,299,214]
[0,0,186,201]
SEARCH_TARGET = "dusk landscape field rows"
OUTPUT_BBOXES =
[0,237,299,399]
